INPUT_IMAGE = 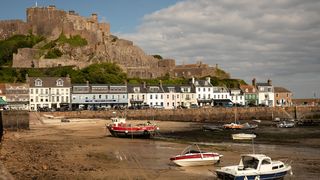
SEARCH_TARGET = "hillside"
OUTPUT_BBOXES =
[0,5,231,80]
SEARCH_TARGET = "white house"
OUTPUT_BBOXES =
[179,85,197,108]
[127,84,148,107]
[256,79,274,107]
[146,85,165,107]
[230,88,245,106]
[27,76,71,111]
[192,77,213,106]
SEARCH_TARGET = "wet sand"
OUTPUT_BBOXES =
[1,119,319,179]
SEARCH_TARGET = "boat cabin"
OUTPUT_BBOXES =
[111,117,126,127]
[238,154,285,172]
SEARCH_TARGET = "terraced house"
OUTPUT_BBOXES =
[71,83,128,110]
[27,76,71,111]
[240,82,258,106]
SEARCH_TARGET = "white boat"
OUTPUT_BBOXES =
[277,121,295,128]
[216,154,292,180]
[232,133,256,140]
[170,144,222,167]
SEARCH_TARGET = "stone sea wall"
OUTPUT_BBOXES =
[39,106,320,122]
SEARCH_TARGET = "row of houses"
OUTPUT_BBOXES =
[0,76,293,111]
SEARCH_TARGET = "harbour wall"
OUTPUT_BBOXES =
[1,111,30,130]
[38,106,320,122]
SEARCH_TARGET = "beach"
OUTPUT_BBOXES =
[1,118,319,179]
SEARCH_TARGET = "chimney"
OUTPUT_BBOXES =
[86,80,89,86]
[25,74,29,83]
[159,80,162,87]
[267,79,272,86]
[252,78,256,86]
[206,77,211,84]
[143,82,146,89]
[192,77,195,84]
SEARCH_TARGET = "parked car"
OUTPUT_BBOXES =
[153,105,164,109]
[190,104,199,108]
[140,104,150,109]
[177,105,187,109]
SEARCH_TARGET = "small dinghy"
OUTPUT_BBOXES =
[170,144,222,167]
[232,133,256,140]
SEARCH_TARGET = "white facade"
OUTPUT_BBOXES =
[179,86,197,108]
[193,77,213,106]
[28,77,71,111]
[146,86,164,107]
[257,81,275,107]
[230,89,245,105]
[212,86,231,100]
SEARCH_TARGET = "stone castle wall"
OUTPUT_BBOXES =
[2,6,226,79]
[0,20,30,40]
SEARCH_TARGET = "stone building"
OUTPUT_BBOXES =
[274,87,293,107]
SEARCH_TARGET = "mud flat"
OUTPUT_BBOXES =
[0,119,319,179]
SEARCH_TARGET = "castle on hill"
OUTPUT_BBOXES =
[0,5,229,79]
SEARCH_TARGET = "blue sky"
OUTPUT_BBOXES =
[1,0,320,98]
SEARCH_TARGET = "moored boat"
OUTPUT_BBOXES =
[216,154,292,180]
[170,144,222,167]
[223,123,244,130]
[232,133,256,140]
[277,120,295,128]
[106,117,159,138]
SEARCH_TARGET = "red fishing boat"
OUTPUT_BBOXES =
[106,117,159,138]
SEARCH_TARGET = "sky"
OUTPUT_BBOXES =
[1,0,319,98]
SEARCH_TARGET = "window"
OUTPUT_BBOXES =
[30,89,33,94]
[203,88,206,92]
[56,79,64,86]
[172,95,175,100]
[45,89,48,94]
[155,95,158,99]
[150,95,153,99]
[99,95,102,99]
[198,88,200,92]
[35,79,42,86]
[56,96,60,102]
[31,99,33,102]
[161,95,163,99]
[276,94,279,97]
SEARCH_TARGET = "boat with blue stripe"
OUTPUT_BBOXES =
[216,154,292,180]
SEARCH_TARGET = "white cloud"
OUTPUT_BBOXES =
[118,0,320,98]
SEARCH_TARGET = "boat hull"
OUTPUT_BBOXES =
[216,169,290,180]
[107,126,157,138]
[170,153,221,167]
